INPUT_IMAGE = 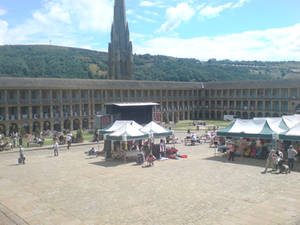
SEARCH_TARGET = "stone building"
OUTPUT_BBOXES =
[108,0,133,80]
[1,77,300,135]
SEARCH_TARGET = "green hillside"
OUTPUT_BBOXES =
[0,45,299,82]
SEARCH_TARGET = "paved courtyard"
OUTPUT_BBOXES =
[0,132,300,225]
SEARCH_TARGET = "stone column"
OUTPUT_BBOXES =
[70,104,73,118]
[29,106,32,120]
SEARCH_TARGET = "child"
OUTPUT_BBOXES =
[146,153,156,167]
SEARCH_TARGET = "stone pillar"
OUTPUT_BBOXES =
[70,104,73,118]
[5,106,8,121]
[50,120,54,131]
[29,106,32,120]
[17,106,21,120]
[70,119,74,131]
[50,105,53,119]
[40,105,43,119]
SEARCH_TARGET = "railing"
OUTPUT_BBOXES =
[20,99,30,104]
[7,98,18,104]
[53,98,61,104]
[63,98,71,103]
[0,98,6,104]
[31,98,40,104]
[72,98,80,103]
[42,98,51,104]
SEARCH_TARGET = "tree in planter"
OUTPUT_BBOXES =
[76,129,83,143]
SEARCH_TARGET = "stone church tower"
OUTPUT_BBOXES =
[108,0,133,80]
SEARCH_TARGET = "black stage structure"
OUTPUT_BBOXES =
[105,102,159,124]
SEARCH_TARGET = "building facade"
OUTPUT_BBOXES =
[1,77,300,135]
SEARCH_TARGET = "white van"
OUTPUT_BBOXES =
[223,115,237,121]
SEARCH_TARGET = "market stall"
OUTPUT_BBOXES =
[105,123,149,160]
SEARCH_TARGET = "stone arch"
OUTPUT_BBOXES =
[242,112,248,119]
[229,111,234,116]
[217,111,222,120]
[21,122,30,134]
[273,113,279,117]
[257,112,263,117]
[73,119,80,130]
[205,111,209,119]
[54,120,61,132]
[43,121,51,131]
[265,112,271,117]
[0,124,6,135]
[210,111,215,120]
[249,112,255,119]
[82,118,89,130]
[236,111,241,118]
[190,112,193,120]
[179,112,183,120]
[168,112,173,122]
[32,121,41,135]
[296,104,300,114]
[9,123,18,134]
[163,113,168,123]
[64,119,71,130]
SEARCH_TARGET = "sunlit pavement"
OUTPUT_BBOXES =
[0,131,300,225]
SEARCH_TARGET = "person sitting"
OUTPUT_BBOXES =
[88,147,96,156]
[146,153,156,167]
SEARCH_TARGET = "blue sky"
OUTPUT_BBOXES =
[0,0,299,61]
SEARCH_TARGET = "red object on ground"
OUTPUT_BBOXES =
[169,155,176,159]
[181,154,187,158]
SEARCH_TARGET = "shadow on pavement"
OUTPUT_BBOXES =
[204,154,300,173]
[89,160,134,168]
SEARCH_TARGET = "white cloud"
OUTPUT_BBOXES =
[233,0,250,8]
[135,23,300,61]
[158,3,195,32]
[140,1,156,7]
[0,0,113,46]
[0,19,8,44]
[0,8,6,16]
[199,3,232,18]
[136,14,157,23]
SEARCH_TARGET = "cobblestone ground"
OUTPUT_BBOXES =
[0,131,300,225]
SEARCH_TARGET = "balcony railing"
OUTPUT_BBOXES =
[0,98,6,104]
[7,98,18,104]
[31,98,40,104]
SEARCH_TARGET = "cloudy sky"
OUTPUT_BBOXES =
[0,0,299,61]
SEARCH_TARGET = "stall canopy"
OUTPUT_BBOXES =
[99,120,143,134]
[105,123,149,141]
[279,122,300,141]
[282,115,300,129]
[140,121,173,138]
[253,117,289,134]
[217,119,275,139]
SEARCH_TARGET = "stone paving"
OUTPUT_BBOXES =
[0,133,300,225]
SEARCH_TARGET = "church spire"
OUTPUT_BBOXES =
[108,0,133,80]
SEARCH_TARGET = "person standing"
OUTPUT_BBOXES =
[66,134,72,150]
[160,139,166,158]
[19,146,25,164]
[228,144,236,161]
[287,145,298,171]
[19,136,23,147]
[263,148,276,173]
[53,141,59,157]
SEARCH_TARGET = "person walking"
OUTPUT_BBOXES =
[19,146,25,164]
[66,134,72,150]
[263,147,276,173]
[53,141,59,157]
[287,145,298,171]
